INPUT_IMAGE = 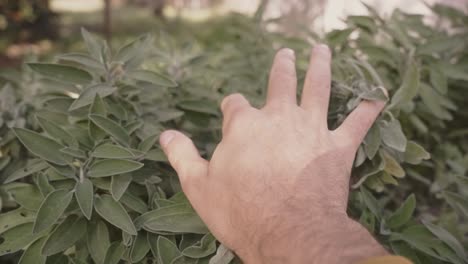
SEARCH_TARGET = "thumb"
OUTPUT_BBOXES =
[159,130,208,195]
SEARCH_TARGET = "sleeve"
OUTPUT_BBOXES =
[357,256,413,264]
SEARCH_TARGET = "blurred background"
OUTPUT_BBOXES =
[1,0,467,68]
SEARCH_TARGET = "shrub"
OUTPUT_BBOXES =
[0,3,467,264]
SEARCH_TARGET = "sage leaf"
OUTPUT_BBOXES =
[157,236,181,264]
[404,141,430,165]
[387,194,416,229]
[42,215,87,256]
[208,244,235,264]
[0,208,35,234]
[18,237,47,264]
[182,233,216,258]
[364,124,381,159]
[87,219,110,264]
[92,144,135,159]
[382,151,406,178]
[60,147,87,159]
[0,222,50,256]
[389,61,419,109]
[111,173,132,200]
[27,63,92,85]
[422,221,467,261]
[103,242,125,264]
[120,192,147,214]
[81,28,107,63]
[379,119,407,152]
[88,159,143,177]
[36,115,78,148]
[33,189,73,234]
[13,128,71,165]
[139,203,209,234]
[75,178,94,219]
[57,53,105,73]
[95,194,137,235]
[89,114,130,146]
[138,133,159,153]
[69,84,116,111]
[429,66,448,94]
[4,159,48,183]
[131,70,177,87]
[130,232,151,263]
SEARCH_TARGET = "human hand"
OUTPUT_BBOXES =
[160,45,388,263]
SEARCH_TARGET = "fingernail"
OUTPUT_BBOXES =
[160,131,176,147]
[315,44,331,56]
[280,48,295,59]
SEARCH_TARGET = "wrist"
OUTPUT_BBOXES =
[239,215,387,264]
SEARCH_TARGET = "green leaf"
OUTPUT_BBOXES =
[111,173,132,200]
[57,53,105,73]
[75,178,94,220]
[379,119,407,152]
[177,100,219,115]
[387,194,416,229]
[81,28,107,63]
[103,242,125,264]
[389,61,420,109]
[144,148,167,162]
[89,114,130,146]
[208,244,235,264]
[92,144,135,159]
[60,147,87,159]
[13,128,71,165]
[88,159,143,177]
[429,66,448,94]
[138,133,159,153]
[114,34,153,68]
[120,192,147,214]
[404,141,430,165]
[89,94,107,141]
[419,83,452,120]
[27,63,92,85]
[138,203,209,234]
[42,215,87,256]
[69,84,116,111]
[8,184,44,210]
[0,208,35,234]
[157,236,181,264]
[443,191,468,218]
[422,221,467,261]
[0,222,50,256]
[182,233,216,258]
[87,219,110,264]
[364,124,381,160]
[360,187,382,219]
[36,115,78,148]
[18,237,47,264]
[382,151,406,178]
[95,194,137,235]
[4,159,49,183]
[131,232,151,263]
[33,189,73,233]
[131,70,177,87]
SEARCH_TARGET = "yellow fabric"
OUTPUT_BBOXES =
[358,256,413,264]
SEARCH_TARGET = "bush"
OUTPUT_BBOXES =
[0,3,467,264]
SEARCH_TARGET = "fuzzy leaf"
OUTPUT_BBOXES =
[27,63,92,85]
[387,194,416,229]
[92,144,135,159]
[88,159,143,177]
[13,128,71,165]
[89,114,130,146]
[75,178,94,219]
[95,194,137,235]
[42,215,87,256]
[33,189,73,234]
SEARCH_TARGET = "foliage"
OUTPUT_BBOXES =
[0,3,467,264]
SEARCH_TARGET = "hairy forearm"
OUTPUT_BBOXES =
[241,217,387,264]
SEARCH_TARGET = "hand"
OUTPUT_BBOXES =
[160,45,388,263]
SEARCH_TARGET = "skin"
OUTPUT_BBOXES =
[159,45,388,263]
